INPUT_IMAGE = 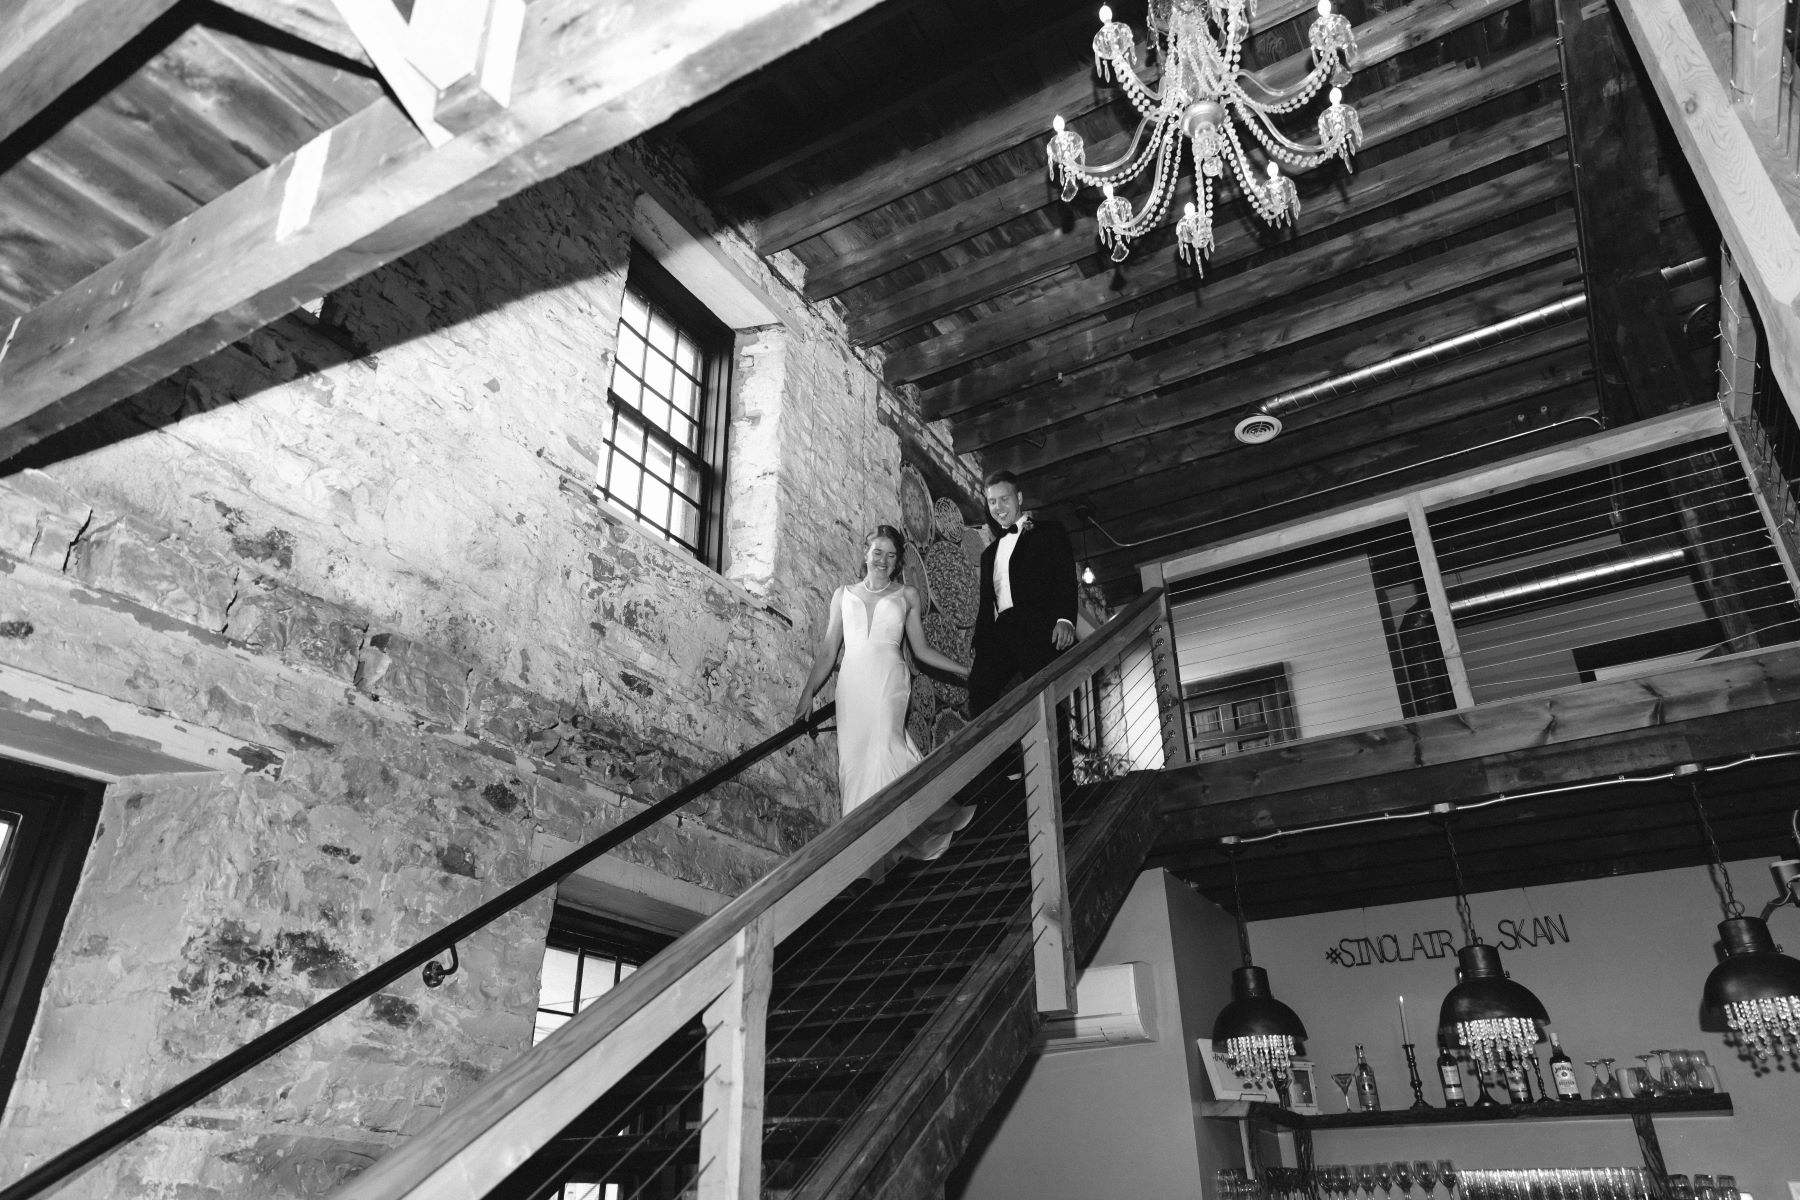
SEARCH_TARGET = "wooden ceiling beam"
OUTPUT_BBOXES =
[0,0,182,150]
[1061,343,1595,525]
[1554,0,1704,423]
[0,0,888,461]
[893,101,1565,387]
[204,0,373,66]
[756,0,1520,255]
[848,37,1562,345]
[1616,0,1800,429]
[926,153,1571,420]
[1072,381,1598,589]
[953,213,1580,452]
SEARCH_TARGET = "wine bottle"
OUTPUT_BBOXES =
[1354,1043,1381,1111]
[1503,1048,1533,1104]
[1437,1040,1467,1107]
[1549,1032,1581,1101]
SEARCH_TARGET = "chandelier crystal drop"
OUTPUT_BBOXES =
[1454,1016,1541,1082]
[1220,1031,1297,1090]
[1723,995,1800,1063]
[1047,0,1363,266]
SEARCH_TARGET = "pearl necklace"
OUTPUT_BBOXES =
[863,577,895,594]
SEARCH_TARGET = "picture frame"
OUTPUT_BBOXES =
[1284,1058,1320,1114]
[1195,1037,1274,1102]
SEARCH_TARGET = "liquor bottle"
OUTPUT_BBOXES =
[1503,1048,1533,1104]
[1354,1043,1381,1111]
[1437,1039,1467,1107]
[1549,1032,1581,1101]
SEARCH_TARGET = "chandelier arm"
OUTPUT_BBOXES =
[1077,115,1174,180]
[1236,63,1332,109]
[1123,135,1181,238]
[1233,105,1340,168]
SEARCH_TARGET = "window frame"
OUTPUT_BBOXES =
[0,761,105,1111]
[601,247,734,568]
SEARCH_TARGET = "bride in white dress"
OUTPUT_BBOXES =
[794,525,973,860]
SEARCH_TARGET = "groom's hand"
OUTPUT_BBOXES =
[1051,620,1075,650]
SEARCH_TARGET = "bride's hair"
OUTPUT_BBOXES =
[864,524,906,584]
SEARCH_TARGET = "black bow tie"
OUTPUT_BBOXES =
[1002,523,1021,535]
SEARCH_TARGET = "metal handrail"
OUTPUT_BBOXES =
[0,704,835,1200]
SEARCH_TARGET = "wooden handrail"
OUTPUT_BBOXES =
[331,588,1167,1200]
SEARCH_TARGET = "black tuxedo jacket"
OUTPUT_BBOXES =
[975,518,1078,653]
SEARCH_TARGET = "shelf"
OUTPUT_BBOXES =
[1201,1094,1734,1131]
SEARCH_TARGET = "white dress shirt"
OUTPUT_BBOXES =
[993,526,1021,616]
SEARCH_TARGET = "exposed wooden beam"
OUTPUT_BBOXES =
[205,0,373,65]
[926,154,1571,419]
[1152,647,1800,846]
[757,0,1525,255]
[1074,382,1599,591]
[0,0,890,461]
[0,0,181,150]
[1555,0,1704,423]
[1059,342,1595,529]
[847,38,1563,344]
[1615,0,1800,428]
[953,214,1580,452]
[892,102,1566,387]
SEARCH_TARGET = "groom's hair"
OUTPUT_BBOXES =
[983,469,1020,490]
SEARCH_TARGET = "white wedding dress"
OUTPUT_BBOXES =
[834,586,968,862]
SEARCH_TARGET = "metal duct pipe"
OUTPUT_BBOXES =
[1233,257,1714,444]
[1445,537,1690,622]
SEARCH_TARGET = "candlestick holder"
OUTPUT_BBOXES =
[1402,1043,1431,1109]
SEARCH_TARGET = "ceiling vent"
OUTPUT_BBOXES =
[1234,413,1282,444]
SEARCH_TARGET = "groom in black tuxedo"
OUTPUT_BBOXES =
[970,470,1079,715]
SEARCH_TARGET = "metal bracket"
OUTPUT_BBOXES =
[422,943,460,988]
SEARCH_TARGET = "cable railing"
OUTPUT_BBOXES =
[0,707,837,1200]
[271,588,1172,1200]
[1157,405,1800,762]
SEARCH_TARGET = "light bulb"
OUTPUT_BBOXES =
[1267,162,1280,178]
[1185,201,1197,215]
[1082,565,1097,585]
[1329,86,1343,105]
[1317,0,1331,13]
[1054,114,1065,133]
[1099,4,1113,21]
[1103,182,1115,196]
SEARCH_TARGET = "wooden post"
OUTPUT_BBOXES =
[1405,497,1477,710]
[1150,587,1191,766]
[1718,247,1761,422]
[699,920,774,1200]
[1728,0,1786,125]
[1023,691,1077,1016]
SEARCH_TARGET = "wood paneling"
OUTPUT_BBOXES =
[0,0,181,148]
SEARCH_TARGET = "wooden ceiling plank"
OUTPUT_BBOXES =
[1615,0,1800,429]
[924,153,1571,417]
[0,0,891,460]
[1151,668,1800,846]
[206,0,374,66]
[848,38,1562,345]
[0,0,181,150]
[139,25,328,171]
[1554,0,1706,423]
[1061,344,1595,521]
[891,101,1565,384]
[953,213,1580,451]
[755,0,1509,254]
[1075,382,1598,582]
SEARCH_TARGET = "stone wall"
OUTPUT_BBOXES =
[0,132,976,1198]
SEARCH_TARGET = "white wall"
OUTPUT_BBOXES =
[1248,863,1800,1200]
[1174,556,1405,740]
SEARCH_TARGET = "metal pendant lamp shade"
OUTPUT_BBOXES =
[1437,943,1551,1030]
[1213,843,1307,1091]
[1699,915,1800,1058]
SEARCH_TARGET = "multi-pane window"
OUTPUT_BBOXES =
[602,251,732,565]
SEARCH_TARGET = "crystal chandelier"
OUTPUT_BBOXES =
[1694,786,1800,1066]
[1047,0,1362,266]
[1212,839,1308,1092]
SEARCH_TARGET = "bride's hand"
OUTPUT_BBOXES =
[793,693,813,723]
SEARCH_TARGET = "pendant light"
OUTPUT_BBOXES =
[1075,504,1097,586]
[1434,811,1550,1084]
[1692,779,1800,1065]
[1212,837,1308,1092]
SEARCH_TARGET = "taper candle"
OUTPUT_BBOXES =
[1399,994,1411,1045]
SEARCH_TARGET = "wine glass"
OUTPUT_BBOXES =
[1634,1054,1662,1097]
[1584,1059,1606,1100]
[1654,1049,1677,1093]
[1417,1160,1440,1200]
[1376,1162,1395,1200]
[1596,1058,1619,1098]
[1333,1072,1357,1112]
[1395,1161,1416,1200]
[1358,1164,1378,1200]
[1439,1163,1459,1200]
[1717,1176,1739,1200]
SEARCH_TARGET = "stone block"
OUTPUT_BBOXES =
[465,673,565,754]
[353,631,473,728]
[66,512,237,632]
[0,469,93,569]
[224,576,367,681]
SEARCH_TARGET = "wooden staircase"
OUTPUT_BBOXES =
[329,590,1179,1200]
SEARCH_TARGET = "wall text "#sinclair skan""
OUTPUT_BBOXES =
[1324,915,1571,968]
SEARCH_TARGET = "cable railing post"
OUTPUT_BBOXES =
[698,917,773,1200]
[1149,590,1190,766]
[1023,688,1076,1016]
[1724,409,1800,602]
[1405,494,1478,710]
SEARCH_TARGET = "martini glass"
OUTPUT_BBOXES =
[1333,1072,1357,1112]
